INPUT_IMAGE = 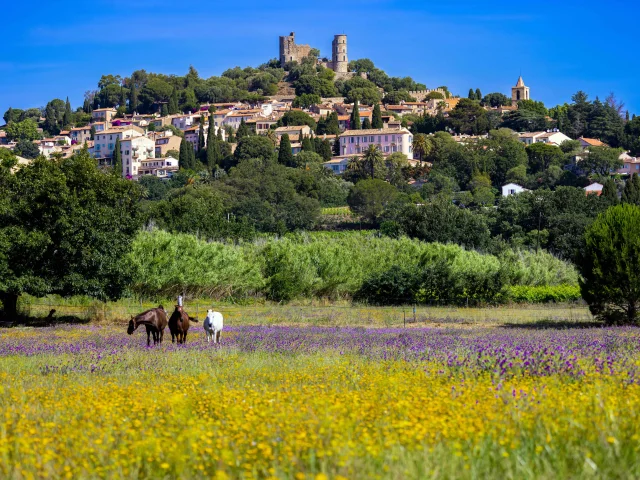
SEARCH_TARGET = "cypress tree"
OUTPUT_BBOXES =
[236,119,250,139]
[90,125,96,140]
[372,103,383,129]
[168,89,179,115]
[319,139,333,161]
[119,88,126,109]
[198,116,205,153]
[362,117,372,129]
[350,100,361,130]
[179,138,193,170]
[302,134,314,152]
[333,135,341,156]
[129,84,138,114]
[6,107,14,123]
[626,111,630,122]
[63,97,72,127]
[622,173,640,205]
[206,120,219,169]
[602,178,618,205]
[160,104,168,117]
[475,88,482,102]
[327,111,340,135]
[468,88,476,100]
[278,134,294,166]
[113,137,122,177]
[217,125,224,143]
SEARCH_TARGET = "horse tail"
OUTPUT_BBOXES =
[189,316,199,323]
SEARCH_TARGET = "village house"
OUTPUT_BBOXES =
[91,126,145,160]
[501,183,529,197]
[91,108,117,125]
[584,182,603,196]
[322,157,350,174]
[275,125,312,140]
[184,126,205,152]
[137,156,179,178]
[246,116,280,135]
[171,114,198,131]
[69,126,92,145]
[222,110,262,130]
[578,137,608,150]
[617,152,640,175]
[338,128,413,159]
[518,131,572,147]
[152,131,182,157]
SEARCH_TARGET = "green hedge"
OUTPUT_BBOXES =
[505,285,582,303]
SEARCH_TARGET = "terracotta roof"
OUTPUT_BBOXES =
[580,137,607,147]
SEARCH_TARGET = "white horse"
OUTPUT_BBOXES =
[203,309,224,343]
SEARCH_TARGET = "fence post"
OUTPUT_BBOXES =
[403,309,406,328]
[413,305,416,324]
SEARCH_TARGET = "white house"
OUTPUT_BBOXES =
[137,156,179,178]
[584,182,603,196]
[92,127,144,159]
[518,131,572,147]
[121,135,156,179]
[501,183,528,197]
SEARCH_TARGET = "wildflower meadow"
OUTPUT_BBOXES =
[1,322,639,479]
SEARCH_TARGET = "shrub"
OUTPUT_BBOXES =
[506,285,581,303]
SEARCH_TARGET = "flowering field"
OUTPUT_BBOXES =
[1,324,640,479]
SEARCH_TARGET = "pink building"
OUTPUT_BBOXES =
[339,128,413,159]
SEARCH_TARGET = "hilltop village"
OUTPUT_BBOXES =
[2,32,639,202]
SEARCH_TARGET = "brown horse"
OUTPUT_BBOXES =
[168,305,198,344]
[127,306,168,346]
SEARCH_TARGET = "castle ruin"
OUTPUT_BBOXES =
[279,32,349,74]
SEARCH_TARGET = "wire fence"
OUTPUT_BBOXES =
[17,299,593,327]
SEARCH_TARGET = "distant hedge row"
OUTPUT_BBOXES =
[128,230,580,305]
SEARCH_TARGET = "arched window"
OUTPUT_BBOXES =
[516,91,521,101]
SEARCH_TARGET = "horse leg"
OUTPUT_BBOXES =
[183,331,188,344]
[171,332,175,343]
[216,331,221,344]
[146,328,151,346]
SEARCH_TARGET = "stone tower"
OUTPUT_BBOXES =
[279,32,311,65]
[332,34,348,73]
[511,76,530,106]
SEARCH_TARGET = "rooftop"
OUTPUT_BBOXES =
[340,128,411,137]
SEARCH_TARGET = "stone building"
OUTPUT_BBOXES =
[512,76,530,106]
[279,32,349,74]
[279,32,312,65]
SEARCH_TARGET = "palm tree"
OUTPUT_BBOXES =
[412,133,431,161]
[362,144,384,180]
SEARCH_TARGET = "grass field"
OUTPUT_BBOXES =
[4,303,637,479]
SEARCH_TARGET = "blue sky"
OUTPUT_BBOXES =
[1,0,637,119]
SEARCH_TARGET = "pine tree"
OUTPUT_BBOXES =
[278,134,294,166]
[362,117,372,129]
[179,138,193,170]
[63,97,72,127]
[602,178,618,205]
[198,116,205,153]
[372,103,383,129]
[350,100,361,130]
[113,137,122,177]
[6,107,14,123]
[468,88,476,100]
[301,134,315,152]
[168,89,179,115]
[622,173,640,205]
[626,111,630,122]
[475,89,482,102]
[333,135,341,156]
[129,84,138,114]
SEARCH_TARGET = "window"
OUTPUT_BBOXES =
[384,146,390,153]
[370,136,374,142]
[108,143,113,150]
[350,137,354,144]
[125,150,130,155]
[385,136,388,142]
[377,136,381,143]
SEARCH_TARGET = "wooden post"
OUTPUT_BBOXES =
[413,305,416,324]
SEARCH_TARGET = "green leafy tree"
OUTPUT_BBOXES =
[318,139,333,161]
[481,93,511,108]
[278,134,294,166]
[333,135,341,157]
[577,204,640,324]
[0,151,143,318]
[350,100,361,130]
[347,179,398,223]
[206,120,219,169]
[301,135,315,152]
[362,118,372,129]
[526,143,564,174]
[447,99,489,135]
[161,104,169,117]
[292,94,321,109]
[475,89,482,102]
[579,146,623,176]
[129,83,139,113]
[468,88,476,100]
[198,117,206,153]
[372,103,383,129]
[278,110,316,129]
[233,135,276,163]
[113,137,122,176]
[63,97,72,127]
[14,140,40,159]
[5,119,41,141]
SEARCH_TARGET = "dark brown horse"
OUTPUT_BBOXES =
[127,306,168,346]
[168,306,198,344]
